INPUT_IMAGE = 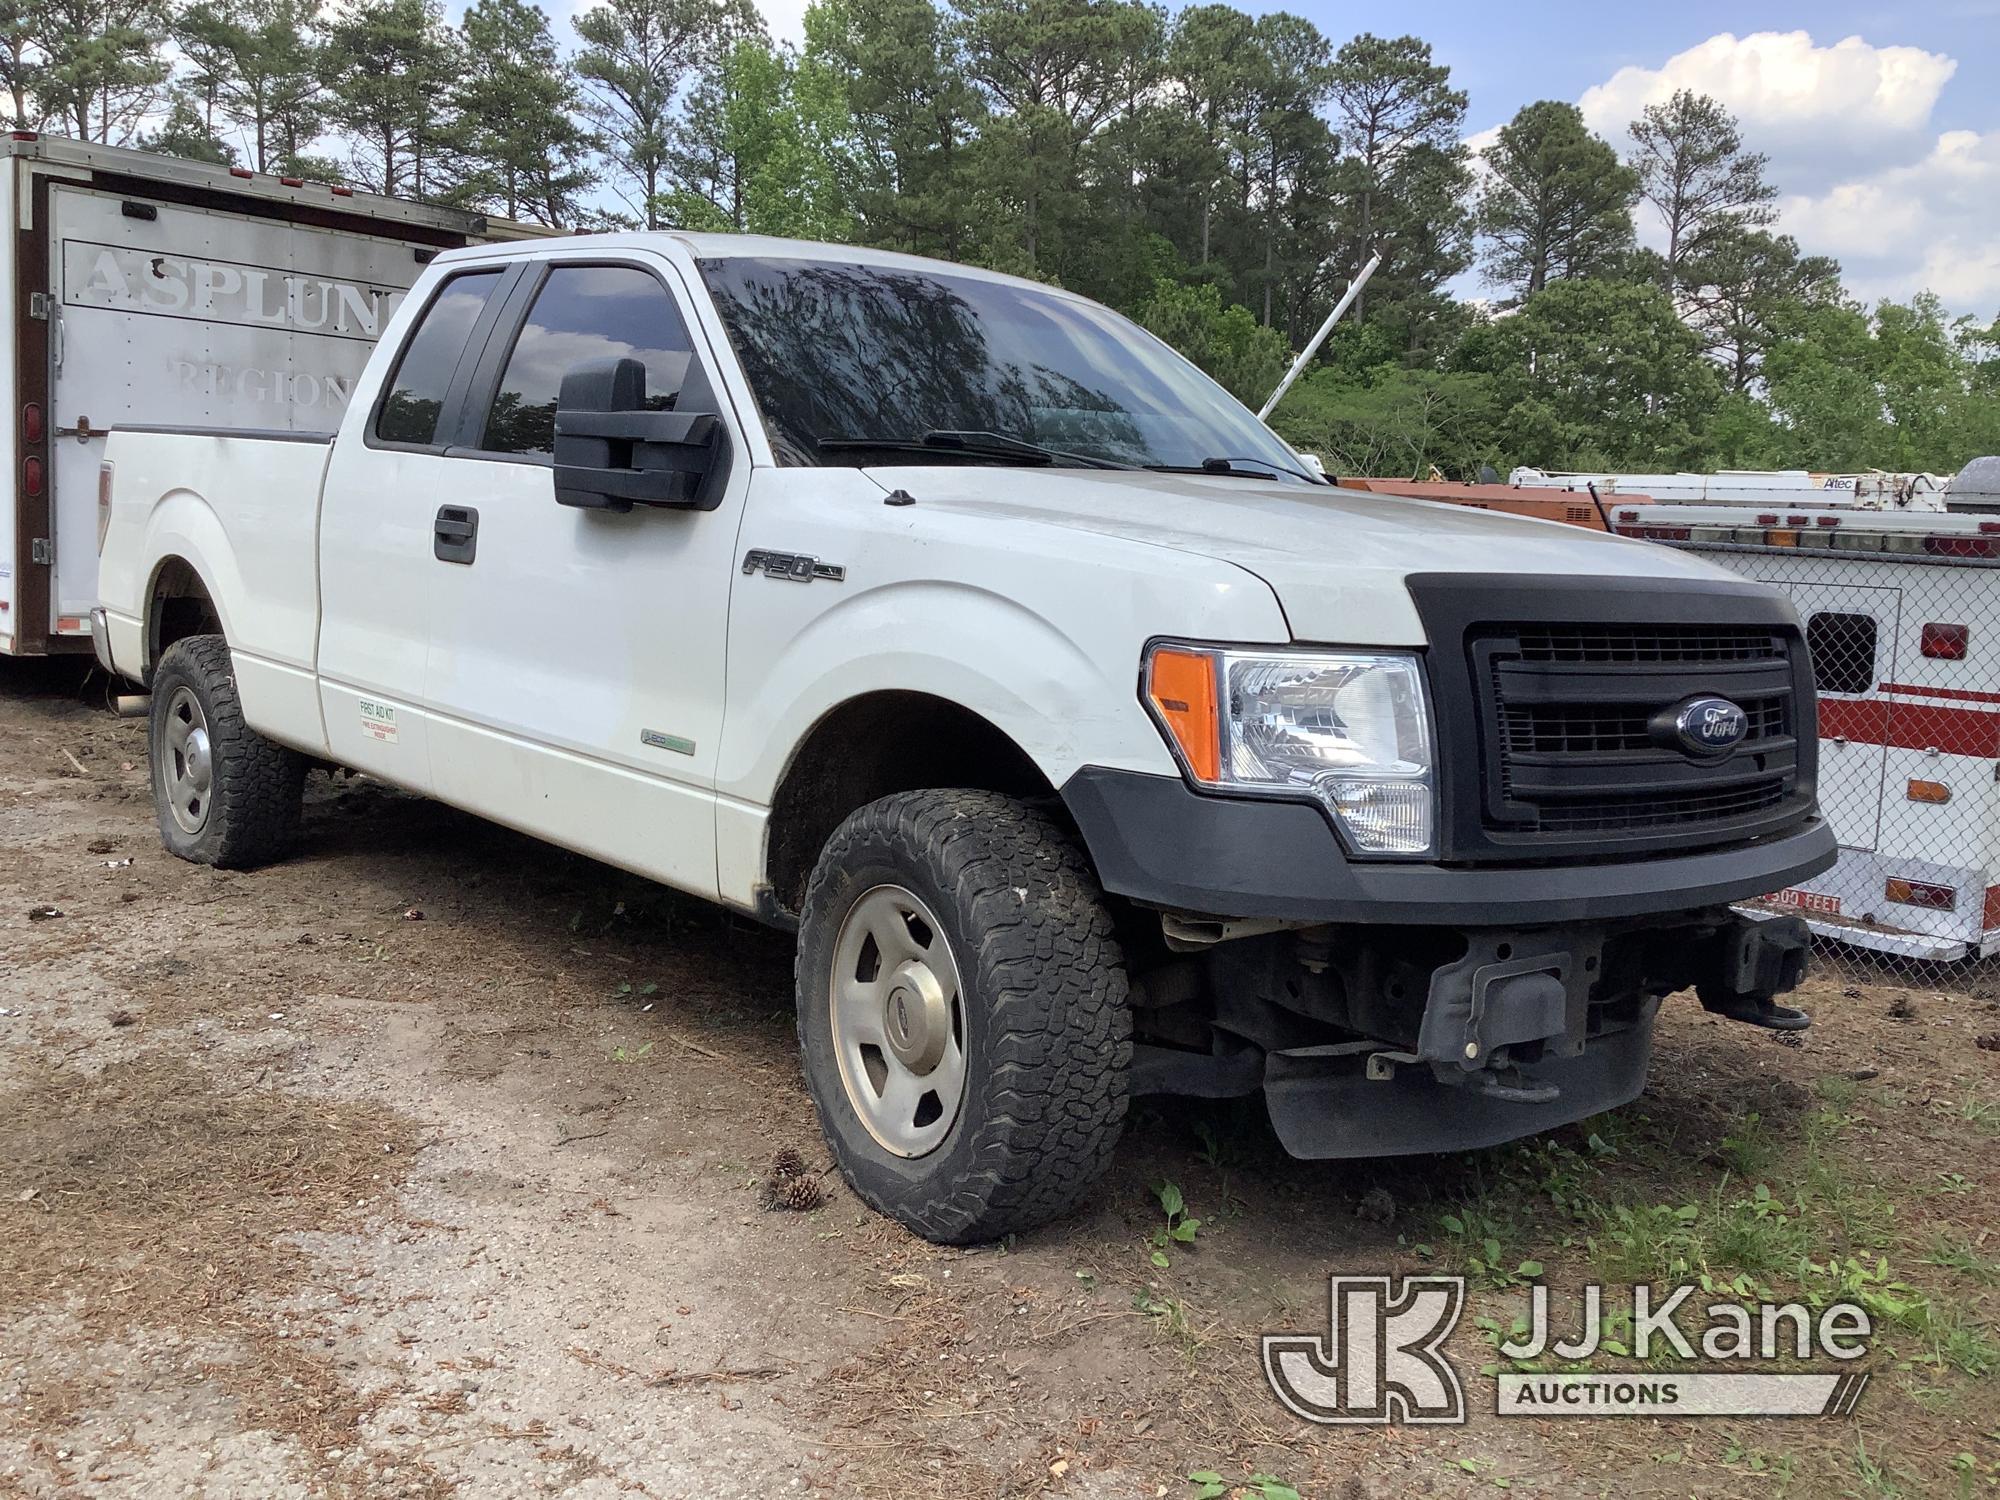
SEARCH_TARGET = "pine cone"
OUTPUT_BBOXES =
[770,1146,807,1180]
[759,1171,825,1212]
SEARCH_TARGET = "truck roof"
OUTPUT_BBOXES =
[434,229,1086,300]
[1,131,549,242]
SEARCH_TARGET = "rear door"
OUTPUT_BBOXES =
[49,183,427,635]
[315,264,517,792]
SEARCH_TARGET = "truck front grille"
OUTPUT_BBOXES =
[1500,693,1790,756]
[1406,574,1820,864]
[1511,625,1786,666]
[1473,623,1805,849]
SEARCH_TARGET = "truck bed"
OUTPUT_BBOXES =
[98,427,336,753]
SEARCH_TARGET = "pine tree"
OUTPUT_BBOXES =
[1627,89,1775,289]
[457,0,598,226]
[1326,33,1466,321]
[574,0,747,229]
[32,0,171,143]
[175,0,325,174]
[805,0,983,258]
[1476,100,1636,301]
[322,0,463,200]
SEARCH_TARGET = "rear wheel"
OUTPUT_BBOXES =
[149,635,305,868]
[796,789,1132,1244]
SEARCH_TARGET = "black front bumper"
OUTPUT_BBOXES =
[1061,765,1837,926]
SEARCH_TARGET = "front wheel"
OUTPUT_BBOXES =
[149,635,306,868]
[796,789,1133,1244]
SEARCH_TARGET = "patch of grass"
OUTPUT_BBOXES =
[1920,1230,2000,1287]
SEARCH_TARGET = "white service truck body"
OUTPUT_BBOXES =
[95,232,1836,1243]
[0,133,539,657]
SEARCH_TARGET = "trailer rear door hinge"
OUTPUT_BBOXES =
[30,538,53,564]
[27,291,48,320]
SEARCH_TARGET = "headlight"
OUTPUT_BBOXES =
[1144,645,1435,855]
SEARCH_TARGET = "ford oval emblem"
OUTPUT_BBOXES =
[1669,696,1749,757]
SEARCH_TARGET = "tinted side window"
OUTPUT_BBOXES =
[374,270,504,446]
[1807,611,1877,695]
[481,266,696,457]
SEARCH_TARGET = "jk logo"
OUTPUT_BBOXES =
[1262,1276,1467,1425]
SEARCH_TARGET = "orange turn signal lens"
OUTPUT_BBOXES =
[1907,779,1951,804]
[1886,877,1955,911]
[1145,646,1220,783]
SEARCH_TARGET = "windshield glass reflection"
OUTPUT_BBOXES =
[697,257,1307,479]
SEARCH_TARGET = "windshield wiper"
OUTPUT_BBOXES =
[1145,456,1324,484]
[818,430,1136,470]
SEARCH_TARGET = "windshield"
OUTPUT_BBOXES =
[696,256,1311,480]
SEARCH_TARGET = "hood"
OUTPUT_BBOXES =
[865,466,1742,645]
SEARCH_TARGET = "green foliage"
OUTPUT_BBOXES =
[456,0,598,226]
[1136,278,1289,406]
[1626,87,1775,284]
[175,0,323,173]
[18,0,1998,480]
[136,94,236,164]
[1269,364,1498,478]
[1476,100,1636,301]
[1147,1179,1202,1268]
[1469,276,1723,469]
[661,32,859,240]
[320,0,461,200]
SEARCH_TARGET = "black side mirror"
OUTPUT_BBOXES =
[552,356,726,512]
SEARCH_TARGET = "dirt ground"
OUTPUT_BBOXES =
[1,661,1995,1500]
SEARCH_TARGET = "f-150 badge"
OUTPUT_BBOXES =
[742,549,844,583]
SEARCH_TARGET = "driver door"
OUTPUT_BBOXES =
[420,256,748,899]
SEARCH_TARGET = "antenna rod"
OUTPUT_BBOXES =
[1257,253,1381,421]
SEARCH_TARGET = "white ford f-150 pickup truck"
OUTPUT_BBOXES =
[93,232,1836,1243]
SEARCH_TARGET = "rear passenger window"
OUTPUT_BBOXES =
[1807,611,1877,695]
[480,265,697,458]
[375,270,504,446]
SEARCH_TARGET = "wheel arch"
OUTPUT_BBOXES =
[144,553,225,678]
[760,690,1059,921]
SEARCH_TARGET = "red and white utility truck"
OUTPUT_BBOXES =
[1520,466,2000,962]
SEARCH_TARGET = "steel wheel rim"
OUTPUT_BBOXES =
[829,884,967,1158]
[162,686,213,836]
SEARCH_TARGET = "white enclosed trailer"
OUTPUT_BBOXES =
[0,133,543,657]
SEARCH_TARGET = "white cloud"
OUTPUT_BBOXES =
[1556,30,1997,318]
[1579,31,1956,177]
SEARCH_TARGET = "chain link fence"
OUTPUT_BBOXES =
[1664,536,2000,990]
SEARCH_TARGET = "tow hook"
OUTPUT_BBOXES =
[1701,993,1811,1031]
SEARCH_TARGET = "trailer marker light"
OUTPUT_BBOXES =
[280,176,304,187]
[1786,515,1809,526]
[1907,779,1951,804]
[331,185,354,197]
[9,130,36,141]
[1756,514,1779,525]
[1816,515,1840,527]
[1982,522,2000,535]
[21,402,41,443]
[1885,877,1955,911]
[229,166,253,178]
[1922,622,1969,659]
[1144,646,1221,783]
[22,455,41,496]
